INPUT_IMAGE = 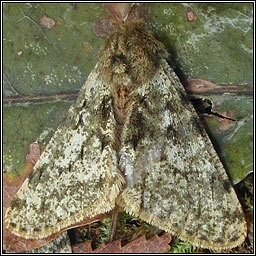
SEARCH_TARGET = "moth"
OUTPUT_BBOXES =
[5,20,247,250]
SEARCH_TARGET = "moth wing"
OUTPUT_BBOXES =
[117,60,247,249]
[5,65,125,239]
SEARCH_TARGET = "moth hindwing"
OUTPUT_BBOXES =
[5,20,246,250]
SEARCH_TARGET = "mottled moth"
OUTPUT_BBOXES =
[5,20,247,250]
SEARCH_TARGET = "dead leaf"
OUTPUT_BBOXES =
[72,233,172,253]
[103,3,133,22]
[93,3,134,37]
[93,3,150,38]
[125,3,150,23]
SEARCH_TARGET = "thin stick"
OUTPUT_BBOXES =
[108,209,119,242]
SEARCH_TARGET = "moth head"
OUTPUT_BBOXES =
[98,20,168,92]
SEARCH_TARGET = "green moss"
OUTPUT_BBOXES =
[169,237,198,253]
[100,217,111,242]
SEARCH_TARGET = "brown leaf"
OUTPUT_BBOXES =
[93,3,150,38]
[122,233,172,253]
[125,3,150,23]
[93,3,134,37]
[72,233,172,253]
[103,3,133,23]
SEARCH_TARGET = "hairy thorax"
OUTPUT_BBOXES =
[98,21,167,154]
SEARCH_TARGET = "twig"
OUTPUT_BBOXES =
[108,209,119,243]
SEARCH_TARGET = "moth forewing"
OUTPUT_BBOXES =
[4,67,125,239]
[117,59,247,250]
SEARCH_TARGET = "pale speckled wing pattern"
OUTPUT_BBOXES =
[5,66,125,239]
[5,19,247,250]
[117,60,247,249]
